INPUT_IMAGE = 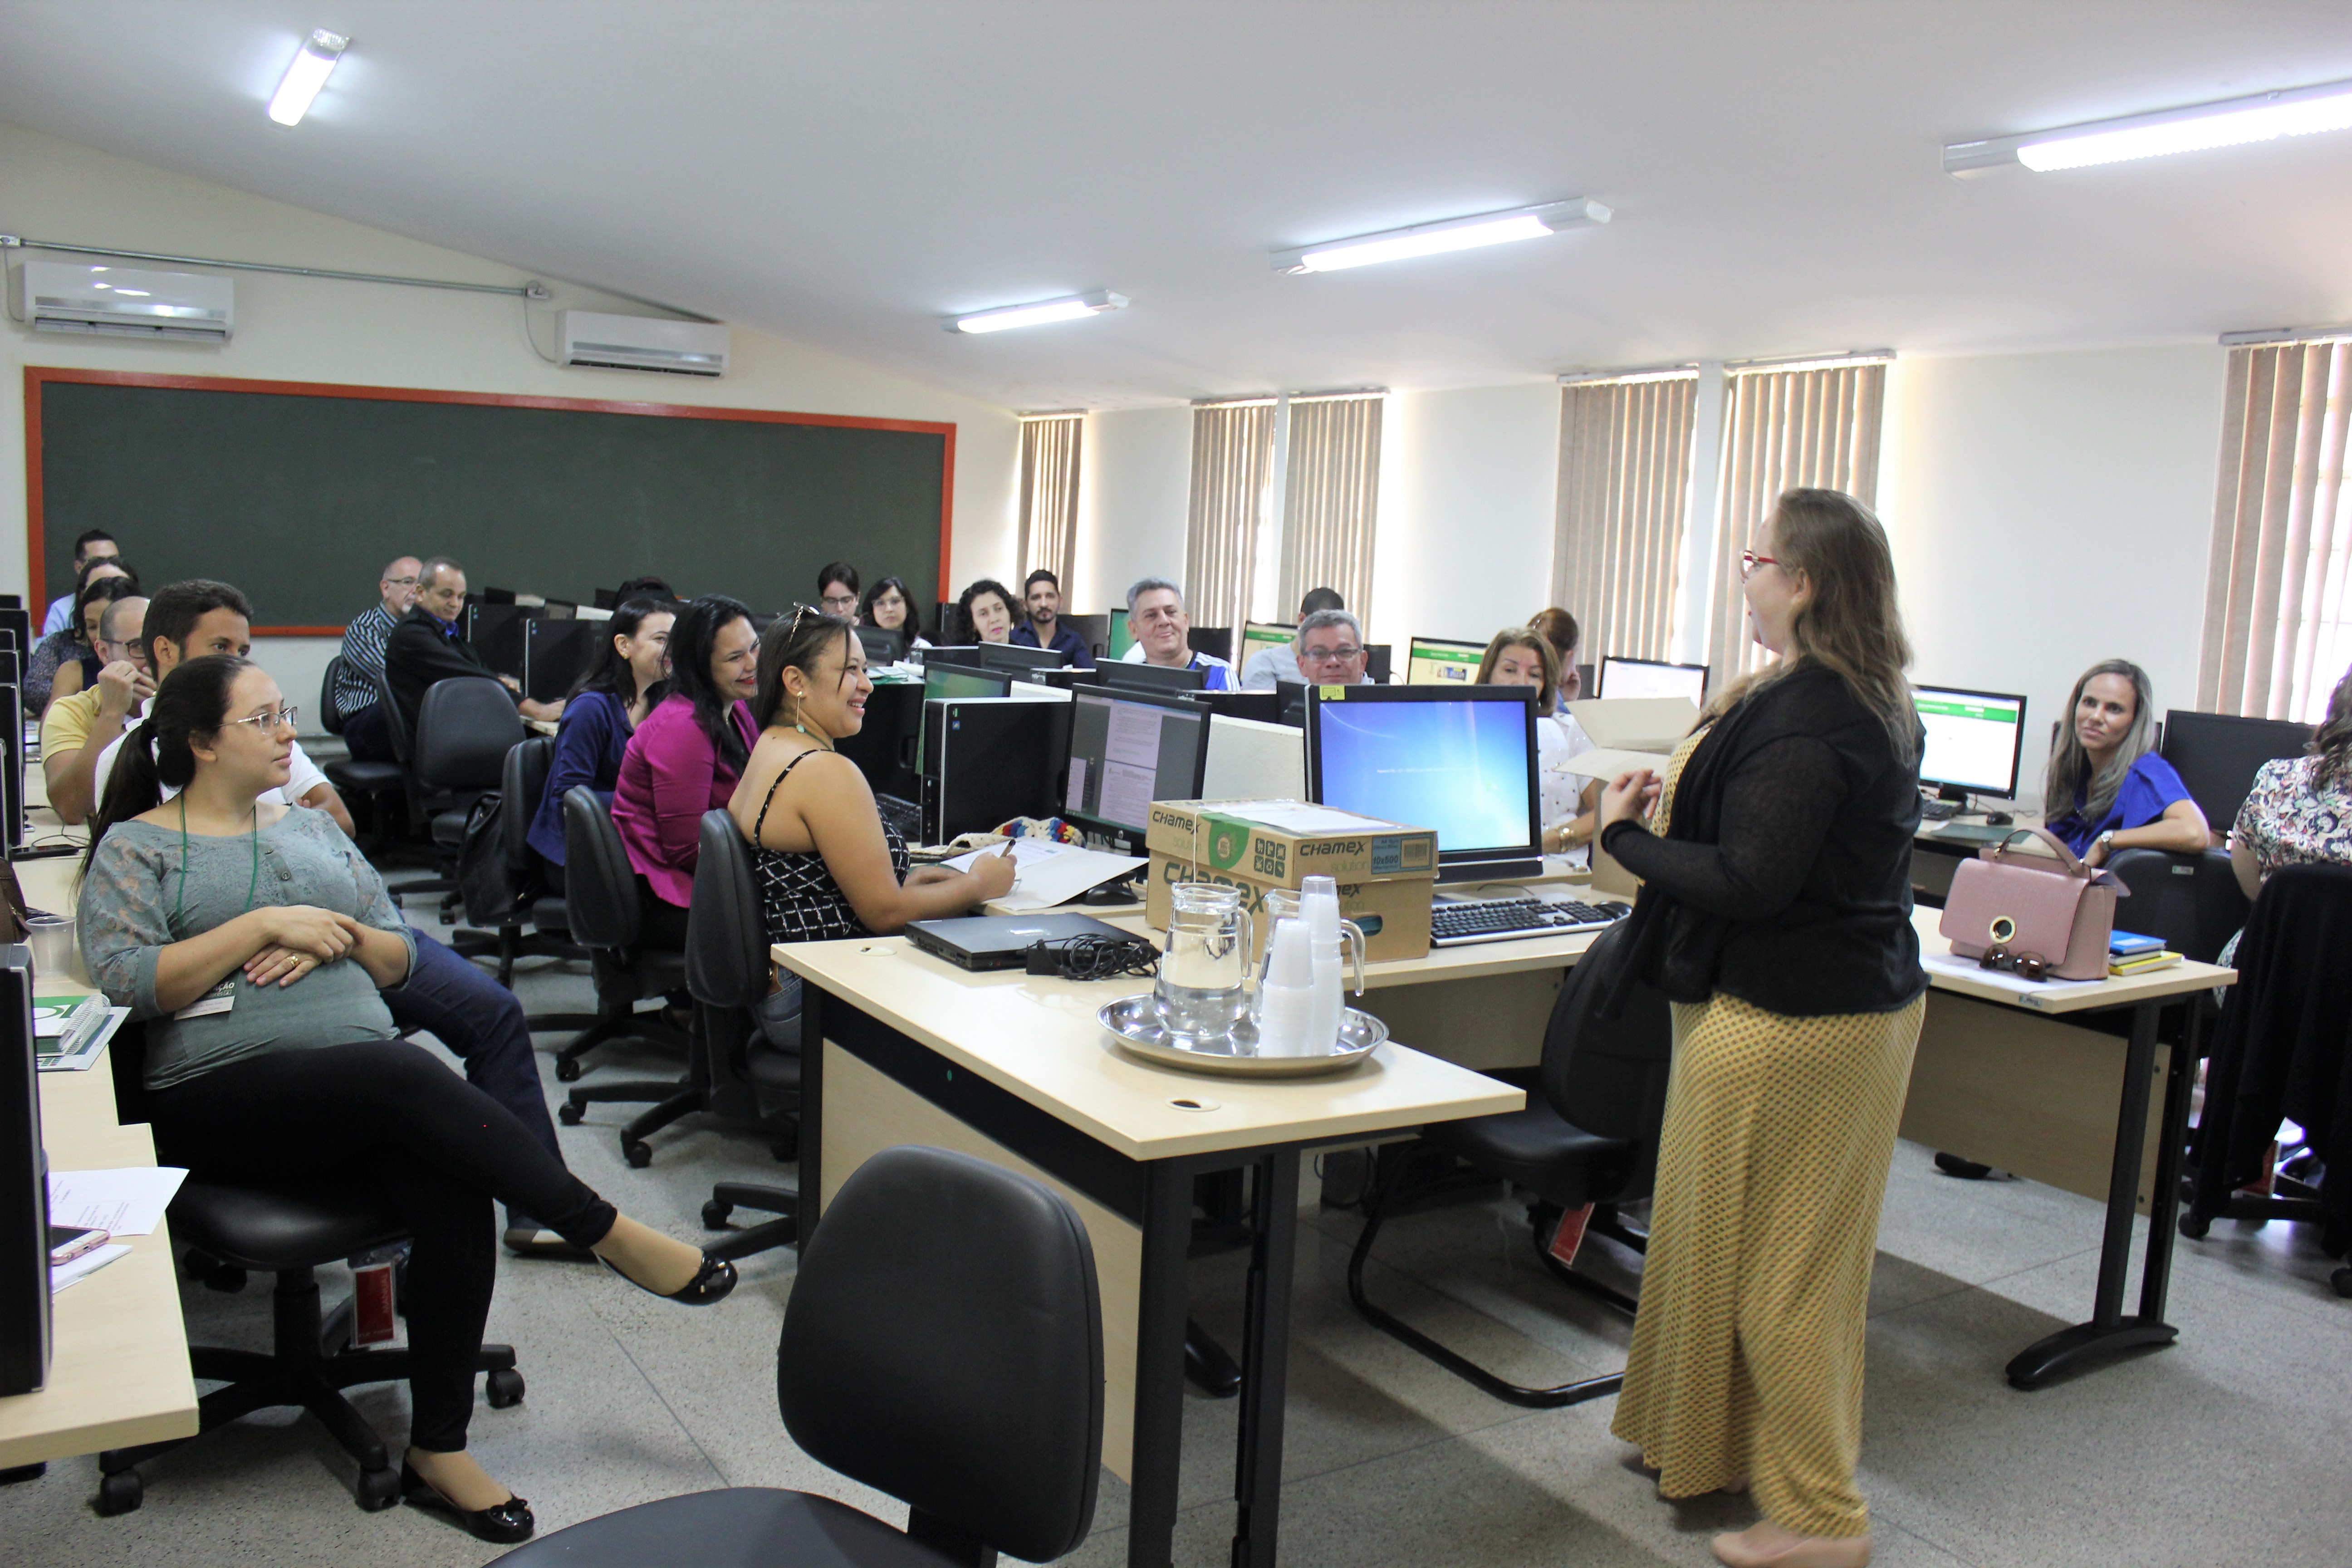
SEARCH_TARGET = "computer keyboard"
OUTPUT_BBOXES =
[1429,897,1631,947]
[875,793,925,845]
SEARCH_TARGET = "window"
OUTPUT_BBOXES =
[1017,412,1084,588]
[1553,368,1700,666]
[1187,391,1385,637]
[2200,339,2352,723]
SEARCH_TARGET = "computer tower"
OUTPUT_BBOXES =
[464,602,534,681]
[919,699,1071,845]
[1061,612,1110,660]
[0,946,49,1395]
[525,619,604,706]
[1366,644,1393,684]
[837,681,923,803]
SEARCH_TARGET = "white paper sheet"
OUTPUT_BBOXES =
[1216,801,1390,835]
[1919,951,2109,1001]
[52,1242,131,1295]
[48,1166,190,1237]
[944,839,1147,912]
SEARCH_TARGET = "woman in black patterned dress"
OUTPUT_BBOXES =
[726,608,1016,1046]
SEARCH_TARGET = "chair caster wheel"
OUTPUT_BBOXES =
[555,1058,583,1083]
[559,1102,585,1126]
[702,1200,732,1229]
[354,1464,402,1511]
[2332,1267,2352,1299]
[622,1139,652,1169]
[1934,1152,1994,1180]
[485,1367,526,1408]
[200,1262,248,1294]
[97,1469,143,1515]
[2178,1212,2210,1240]
[770,1130,799,1163]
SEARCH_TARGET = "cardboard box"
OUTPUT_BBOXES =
[1565,697,1701,897]
[1143,799,1437,961]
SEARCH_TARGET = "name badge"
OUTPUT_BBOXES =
[174,978,236,1020]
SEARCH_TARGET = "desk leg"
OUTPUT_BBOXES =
[1129,1161,1194,1568]
[2006,998,2179,1389]
[2138,999,2199,1327]
[1232,1150,1299,1568]
[794,985,826,1254]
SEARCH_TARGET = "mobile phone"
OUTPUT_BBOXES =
[48,1224,110,1265]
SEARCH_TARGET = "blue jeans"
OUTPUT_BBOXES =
[386,930,566,1231]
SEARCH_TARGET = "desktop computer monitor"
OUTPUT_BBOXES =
[1104,614,1137,662]
[856,625,908,666]
[1913,685,2029,802]
[1188,626,1233,665]
[465,602,533,681]
[838,680,924,803]
[923,662,1013,705]
[1061,612,1110,659]
[1099,660,1207,696]
[525,619,603,706]
[1597,656,1709,704]
[979,642,1068,676]
[1405,636,1485,686]
[2161,709,2315,833]
[1063,688,1211,843]
[1305,684,1541,882]
[1240,621,1295,672]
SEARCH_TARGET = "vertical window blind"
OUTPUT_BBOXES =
[2200,338,2352,724]
[1553,369,1700,665]
[1702,357,1887,687]
[1278,392,1385,624]
[1017,412,1083,589]
[1185,399,1279,633]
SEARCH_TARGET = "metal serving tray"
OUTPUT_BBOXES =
[1097,994,1387,1079]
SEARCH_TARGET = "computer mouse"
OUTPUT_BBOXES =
[1985,811,2014,826]
[1081,878,1141,906]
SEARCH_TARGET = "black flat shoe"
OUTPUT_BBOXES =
[599,1250,737,1305]
[401,1461,534,1545]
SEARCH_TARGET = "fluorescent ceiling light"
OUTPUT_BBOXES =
[1945,78,2352,176]
[268,29,349,127]
[945,289,1127,334]
[1272,199,1609,274]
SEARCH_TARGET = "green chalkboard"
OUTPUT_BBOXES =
[30,373,951,628]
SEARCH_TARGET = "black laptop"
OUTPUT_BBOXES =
[904,912,1143,971]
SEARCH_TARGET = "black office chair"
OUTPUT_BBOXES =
[1348,920,1674,1406]
[2179,863,2352,1297]
[2105,846,2248,968]
[462,736,587,988]
[93,1024,522,1518]
[552,786,696,1155]
[494,1145,1101,1568]
[688,810,800,1259]
[318,654,404,844]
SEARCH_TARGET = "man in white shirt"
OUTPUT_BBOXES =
[41,528,122,636]
[90,578,354,836]
[1117,577,1235,690]
[1239,588,1347,689]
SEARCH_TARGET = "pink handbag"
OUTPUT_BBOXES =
[1938,827,2127,982]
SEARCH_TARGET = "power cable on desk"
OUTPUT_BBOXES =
[1024,933,1161,981]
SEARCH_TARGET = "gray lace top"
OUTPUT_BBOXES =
[78,806,417,1091]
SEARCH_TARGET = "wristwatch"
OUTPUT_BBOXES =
[2095,830,2117,858]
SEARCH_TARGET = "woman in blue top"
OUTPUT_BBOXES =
[525,598,674,890]
[2043,658,2210,866]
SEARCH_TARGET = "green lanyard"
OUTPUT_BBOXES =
[176,797,261,935]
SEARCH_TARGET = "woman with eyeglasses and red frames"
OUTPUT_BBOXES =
[78,655,735,1546]
[1593,489,1927,1568]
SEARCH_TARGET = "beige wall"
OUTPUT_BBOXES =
[0,122,1021,726]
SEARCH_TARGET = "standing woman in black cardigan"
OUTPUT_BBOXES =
[1597,488,1926,1568]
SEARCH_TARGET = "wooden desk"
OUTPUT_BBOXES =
[0,849,200,1475]
[775,934,1521,1568]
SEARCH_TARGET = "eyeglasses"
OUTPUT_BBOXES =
[1978,945,2050,982]
[1299,644,1364,664]
[1739,549,1782,581]
[225,705,299,734]
[382,575,420,588]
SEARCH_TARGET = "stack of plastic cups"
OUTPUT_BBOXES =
[1301,874,1344,1053]
[1255,917,1316,1055]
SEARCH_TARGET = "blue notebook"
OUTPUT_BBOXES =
[2110,930,2165,957]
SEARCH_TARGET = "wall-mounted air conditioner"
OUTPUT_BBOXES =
[559,310,730,377]
[10,259,233,342]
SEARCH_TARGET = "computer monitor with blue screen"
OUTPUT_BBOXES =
[1305,685,1540,882]
[1597,656,1709,705]
[1406,636,1485,686]
[1913,685,2028,802]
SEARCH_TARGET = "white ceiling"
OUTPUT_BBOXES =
[5,1,2352,410]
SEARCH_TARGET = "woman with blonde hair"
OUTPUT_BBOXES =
[2042,658,2208,865]
[1596,488,1926,1568]
[1475,626,1599,857]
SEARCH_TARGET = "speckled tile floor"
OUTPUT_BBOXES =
[5,908,2347,1567]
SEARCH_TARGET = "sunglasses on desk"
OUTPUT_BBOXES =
[1979,945,2051,982]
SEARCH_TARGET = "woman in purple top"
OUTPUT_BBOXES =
[612,596,759,947]
[526,598,675,890]
[2043,658,2210,865]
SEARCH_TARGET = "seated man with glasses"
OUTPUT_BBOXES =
[1276,608,1376,688]
[90,580,355,838]
[335,554,422,763]
[42,593,152,826]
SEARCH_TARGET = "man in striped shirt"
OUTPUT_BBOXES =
[337,554,421,762]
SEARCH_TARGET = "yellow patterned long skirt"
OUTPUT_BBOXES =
[1608,731,1926,1539]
